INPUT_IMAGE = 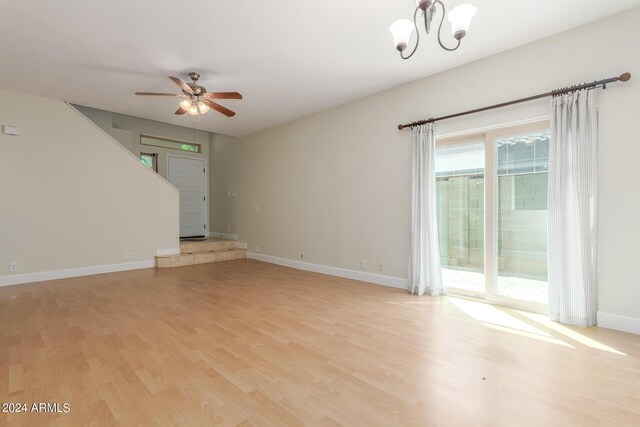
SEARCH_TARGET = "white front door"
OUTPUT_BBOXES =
[167,156,207,238]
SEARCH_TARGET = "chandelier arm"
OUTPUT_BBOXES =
[424,7,430,34]
[434,0,461,52]
[401,7,421,60]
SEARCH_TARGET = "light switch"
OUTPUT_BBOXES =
[2,126,20,136]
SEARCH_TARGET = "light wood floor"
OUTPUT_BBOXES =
[1,260,639,426]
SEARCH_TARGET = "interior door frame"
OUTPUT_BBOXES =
[166,154,209,237]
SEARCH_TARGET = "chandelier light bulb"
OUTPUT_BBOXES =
[188,104,199,115]
[448,4,477,40]
[389,19,415,52]
[180,99,191,110]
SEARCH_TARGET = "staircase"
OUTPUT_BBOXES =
[156,238,246,268]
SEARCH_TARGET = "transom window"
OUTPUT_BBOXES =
[140,135,201,153]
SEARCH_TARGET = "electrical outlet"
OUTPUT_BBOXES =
[360,260,367,270]
[232,192,237,197]
[227,191,231,197]
[125,252,132,260]
[9,262,18,272]
[254,205,260,212]
[227,225,232,232]
[256,245,260,253]
[378,262,384,272]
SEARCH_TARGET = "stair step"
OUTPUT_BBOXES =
[156,247,246,268]
[180,238,236,253]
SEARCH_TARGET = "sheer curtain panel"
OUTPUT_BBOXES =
[409,124,443,296]
[548,89,598,326]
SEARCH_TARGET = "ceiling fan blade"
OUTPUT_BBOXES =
[204,92,243,100]
[203,99,236,117]
[175,107,187,115]
[135,92,182,96]
[169,76,194,94]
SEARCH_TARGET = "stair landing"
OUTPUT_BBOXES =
[156,237,246,268]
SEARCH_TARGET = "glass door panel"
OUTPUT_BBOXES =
[435,140,485,297]
[494,130,550,305]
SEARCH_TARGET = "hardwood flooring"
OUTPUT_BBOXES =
[1,259,639,426]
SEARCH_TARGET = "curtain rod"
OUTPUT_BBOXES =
[398,72,631,130]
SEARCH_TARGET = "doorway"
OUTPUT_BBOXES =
[166,155,207,238]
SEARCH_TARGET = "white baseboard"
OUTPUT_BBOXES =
[0,260,156,287]
[209,232,238,240]
[247,252,407,290]
[156,247,180,256]
[598,311,640,335]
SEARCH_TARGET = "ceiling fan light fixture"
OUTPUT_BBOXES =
[389,19,415,52]
[448,4,477,40]
[188,104,199,115]
[135,73,241,118]
[197,101,209,114]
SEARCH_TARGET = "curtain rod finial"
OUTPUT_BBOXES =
[618,72,631,82]
[398,124,405,130]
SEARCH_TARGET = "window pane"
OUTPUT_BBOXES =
[496,131,549,304]
[496,131,549,176]
[140,135,201,153]
[140,153,157,172]
[436,140,485,295]
[436,141,484,177]
[140,154,153,169]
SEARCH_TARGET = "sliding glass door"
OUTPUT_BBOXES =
[436,121,550,312]
[435,137,486,298]
[494,130,550,306]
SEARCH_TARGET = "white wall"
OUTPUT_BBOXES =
[0,90,179,283]
[74,105,210,179]
[209,133,241,235]
[219,9,640,322]
[74,105,216,229]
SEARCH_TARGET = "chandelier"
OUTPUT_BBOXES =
[390,0,477,59]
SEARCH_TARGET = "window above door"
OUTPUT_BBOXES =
[140,134,201,153]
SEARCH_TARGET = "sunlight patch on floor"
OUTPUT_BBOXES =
[448,296,551,336]
[518,311,627,356]
[447,296,627,355]
[482,323,575,348]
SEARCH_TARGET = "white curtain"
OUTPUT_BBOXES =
[548,89,598,326]
[409,123,443,296]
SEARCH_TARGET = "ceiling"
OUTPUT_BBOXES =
[1,0,639,137]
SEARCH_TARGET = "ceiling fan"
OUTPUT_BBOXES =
[135,72,242,118]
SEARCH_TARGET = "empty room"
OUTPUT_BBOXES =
[2,0,640,425]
